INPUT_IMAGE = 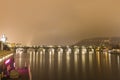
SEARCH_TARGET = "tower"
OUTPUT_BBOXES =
[0,34,7,50]
[1,34,7,43]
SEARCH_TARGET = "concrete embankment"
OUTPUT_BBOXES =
[0,51,13,63]
[0,50,13,56]
[0,50,13,79]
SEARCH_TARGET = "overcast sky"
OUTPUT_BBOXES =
[0,0,120,45]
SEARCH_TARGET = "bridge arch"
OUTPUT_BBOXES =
[16,48,24,53]
[37,47,45,53]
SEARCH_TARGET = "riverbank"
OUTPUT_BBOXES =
[0,51,30,80]
[0,51,13,63]
[0,50,14,79]
[0,50,13,57]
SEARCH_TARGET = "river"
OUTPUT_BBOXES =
[14,51,120,80]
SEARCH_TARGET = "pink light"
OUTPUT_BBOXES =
[5,59,10,64]
[13,62,15,67]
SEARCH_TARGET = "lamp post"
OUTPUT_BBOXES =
[0,34,7,50]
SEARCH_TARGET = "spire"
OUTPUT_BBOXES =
[1,34,7,43]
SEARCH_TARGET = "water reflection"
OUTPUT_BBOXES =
[32,51,36,79]
[36,52,39,79]
[14,50,120,80]
[96,51,101,72]
[66,52,70,80]
[117,56,120,70]
[74,54,79,79]
[105,52,108,65]
[49,52,54,69]
[40,52,42,68]
[15,53,22,68]
[81,54,86,75]
[58,52,62,80]
[58,52,62,71]
[89,54,93,69]
[19,53,22,68]
[48,51,55,80]
[109,54,111,69]
[66,53,70,72]
[29,52,32,66]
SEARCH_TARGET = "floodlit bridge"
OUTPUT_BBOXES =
[15,45,79,54]
[14,45,107,54]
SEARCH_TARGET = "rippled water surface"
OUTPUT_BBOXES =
[14,52,120,80]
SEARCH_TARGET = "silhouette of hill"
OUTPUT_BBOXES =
[74,37,120,47]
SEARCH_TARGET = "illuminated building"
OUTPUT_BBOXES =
[0,34,7,43]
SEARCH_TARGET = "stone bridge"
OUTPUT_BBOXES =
[14,45,106,54]
[14,45,80,54]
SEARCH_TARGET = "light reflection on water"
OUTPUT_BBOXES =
[82,54,86,74]
[74,53,79,79]
[58,52,62,80]
[15,51,120,80]
[109,53,111,70]
[96,52,101,73]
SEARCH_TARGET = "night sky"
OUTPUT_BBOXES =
[0,0,120,45]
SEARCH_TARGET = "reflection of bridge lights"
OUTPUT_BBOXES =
[89,54,93,69]
[43,49,45,53]
[36,51,39,66]
[74,54,78,74]
[36,52,38,54]
[117,56,120,68]
[19,53,22,67]
[40,51,43,68]
[82,54,86,73]
[58,52,61,56]
[40,51,43,54]
[30,51,32,54]
[104,52,108,63]
[58,51,62,72]
[66,54,70,73]
[49,52,54,69]
[32,52,35,68]
[74,54,78,62]
[29,52,32,65]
